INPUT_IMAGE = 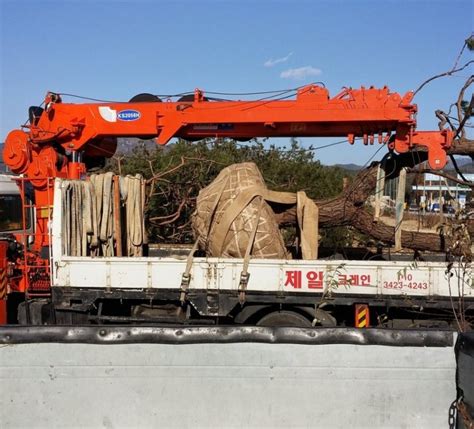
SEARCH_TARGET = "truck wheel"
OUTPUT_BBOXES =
[256,310,312,327]
[313,309,337,327]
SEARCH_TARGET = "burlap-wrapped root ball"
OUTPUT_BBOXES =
[192,162,289,259]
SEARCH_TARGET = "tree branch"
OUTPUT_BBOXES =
[272,161,473,256]
[413,60,473,97]
[407,168,473,187]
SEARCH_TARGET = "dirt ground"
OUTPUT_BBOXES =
[379,213,445,233]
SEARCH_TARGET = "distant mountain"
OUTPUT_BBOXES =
[333,163,363,171]
[445,157,474,173]
[116,138,158,154]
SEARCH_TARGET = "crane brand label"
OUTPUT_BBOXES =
[117,109,141,121]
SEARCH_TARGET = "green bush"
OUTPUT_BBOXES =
[109,138,353,248]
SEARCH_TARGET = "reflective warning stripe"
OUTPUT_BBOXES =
[355,304,370,328]
[0,268,7,300]
[356,308,368,327]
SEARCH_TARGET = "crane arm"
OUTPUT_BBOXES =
[4,84,453,186]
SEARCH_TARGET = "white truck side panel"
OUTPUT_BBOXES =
[53,256,472,297]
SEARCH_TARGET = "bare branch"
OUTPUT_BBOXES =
[145,156,225,185]
[407,168,474,187]
[453,38,469,70]
[455,78,474,139]
[149,198,188,225]
[146,156,186,184]
[148,160,156,177]
[413,60,473,97]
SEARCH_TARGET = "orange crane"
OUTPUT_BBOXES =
[0,84,454,322]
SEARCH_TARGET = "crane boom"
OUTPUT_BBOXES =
[4,85,452,181]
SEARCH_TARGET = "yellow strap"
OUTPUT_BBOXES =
[239,196,265,303]
[180,239,201,302]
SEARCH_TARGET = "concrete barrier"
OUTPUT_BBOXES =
[0,332,456,428]
[455,332,474,428]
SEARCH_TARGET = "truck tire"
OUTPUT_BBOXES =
[256,310,312,327]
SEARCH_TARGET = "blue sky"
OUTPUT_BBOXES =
[1,0,472,165]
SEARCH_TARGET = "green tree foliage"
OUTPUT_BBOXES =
[109,138,353,247]
[461,100,472,118]
[466,34,474,51]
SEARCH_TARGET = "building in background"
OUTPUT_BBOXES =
[0,143,6,173]
[411,173,472,211]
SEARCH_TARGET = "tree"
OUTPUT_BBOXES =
[110,138,350,245]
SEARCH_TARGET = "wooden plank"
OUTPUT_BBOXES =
[395,168,407,251]
[374,164,385,222]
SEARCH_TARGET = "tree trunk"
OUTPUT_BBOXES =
[272,159,473,256]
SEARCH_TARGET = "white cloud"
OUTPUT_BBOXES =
[280,66,322,80]
[264,52,293,67]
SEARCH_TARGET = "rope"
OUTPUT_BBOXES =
[61,173,146,257]
[99,172,114,256]
[124,175,145,257]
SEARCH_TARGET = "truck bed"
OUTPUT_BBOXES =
[52,255,471,299]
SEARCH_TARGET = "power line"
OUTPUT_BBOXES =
[56,93,122,103]
[203,82,326,96]
[223,138,359,153]
[58,83,328,113]
[55,82,327,104]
